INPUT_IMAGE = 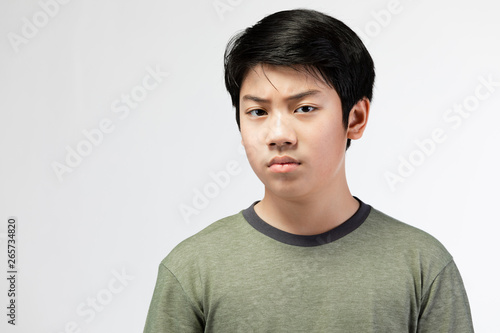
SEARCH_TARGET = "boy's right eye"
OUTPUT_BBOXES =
[247,109,267,117]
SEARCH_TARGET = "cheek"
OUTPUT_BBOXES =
[240,123,269,160]
[305,120,346,150]
[241,130,261,168]
[304,123,346,171]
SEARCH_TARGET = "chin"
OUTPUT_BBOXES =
[265,181,310,200]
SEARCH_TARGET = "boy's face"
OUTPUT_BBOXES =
[239,64,355,200]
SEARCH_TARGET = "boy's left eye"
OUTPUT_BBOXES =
[295,106,316,113]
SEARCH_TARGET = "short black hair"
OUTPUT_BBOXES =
[224,8,375,149]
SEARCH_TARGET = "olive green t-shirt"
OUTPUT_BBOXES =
[144,199,474,332]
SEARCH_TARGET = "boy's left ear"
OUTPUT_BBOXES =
[346,97,370,140]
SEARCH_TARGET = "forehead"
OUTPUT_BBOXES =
[240,64,331,97]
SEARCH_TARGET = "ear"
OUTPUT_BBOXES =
[347,97,370,140]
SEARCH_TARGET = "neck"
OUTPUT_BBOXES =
[254,171,359,236]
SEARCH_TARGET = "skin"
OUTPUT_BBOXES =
[239,64,370,235]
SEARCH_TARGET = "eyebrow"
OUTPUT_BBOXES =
[241,90,321,103]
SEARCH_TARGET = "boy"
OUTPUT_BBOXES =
[144,9,473,332]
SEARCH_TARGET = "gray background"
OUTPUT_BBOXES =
[1,0,499,331]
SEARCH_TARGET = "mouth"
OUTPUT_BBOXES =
[268,156,301,173]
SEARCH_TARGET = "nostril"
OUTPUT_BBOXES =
[268,141,293,147]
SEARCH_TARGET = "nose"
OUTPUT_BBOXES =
[265,113,297,148]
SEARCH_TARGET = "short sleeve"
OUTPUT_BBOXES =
[418,260,474,333]
[144,263,204,332]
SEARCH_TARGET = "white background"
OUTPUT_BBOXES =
[1,0,499,332]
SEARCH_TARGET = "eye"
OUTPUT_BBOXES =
[247,109,267,117]
[295,106,316,113]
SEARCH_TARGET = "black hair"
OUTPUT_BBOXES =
[224,8,375,149]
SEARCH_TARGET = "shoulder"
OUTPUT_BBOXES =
[354,207,458,296]
[362,207,453,270]
[160,210,248,271]
[367,208,447,244]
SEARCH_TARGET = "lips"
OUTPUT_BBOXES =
[268,155,300,166]
[268,155,300,173]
